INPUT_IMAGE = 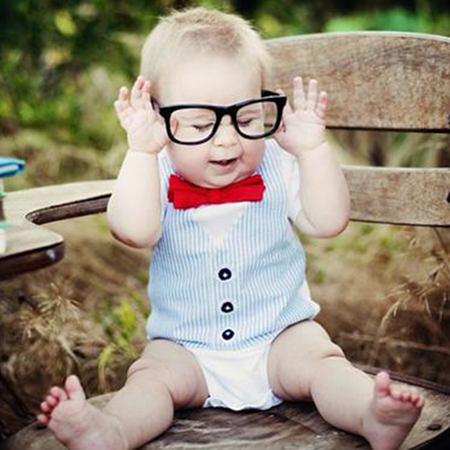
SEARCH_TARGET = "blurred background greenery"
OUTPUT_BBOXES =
[1,0,450,439]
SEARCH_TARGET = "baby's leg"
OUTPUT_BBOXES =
[268,321,424,450]
[38,340,208,450]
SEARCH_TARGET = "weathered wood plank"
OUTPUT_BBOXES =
[345,166,450,226]
[0,226,64,279]
[0,181,113,280]
[3,180,113,225]
[266,32,450,132]
[2,373,450,450]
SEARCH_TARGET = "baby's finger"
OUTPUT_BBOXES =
[154,118,172,148]
[114,95,134,129]
[306,79,319,111]
[114,99,132,122]
[114,86,130,110]
[116,108,134,130]
[118,86,128,102]
[130,75,145,107]
[316,91,328,120]
[283,99,294,117]
[142,79,151,94]
[142,80,155,113]
[278,96,292,133]
[293,76,306,111]
[115,87,130,114]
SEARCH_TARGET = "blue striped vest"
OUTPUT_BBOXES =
[147,140,319,350]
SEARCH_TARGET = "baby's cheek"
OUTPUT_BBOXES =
[168,146,196,174]
[171,154,209,185]
[184,163,207,182]
[245,144,265,169]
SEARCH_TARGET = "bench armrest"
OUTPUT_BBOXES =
[0,180,113,280]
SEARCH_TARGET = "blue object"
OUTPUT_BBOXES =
[0,157,26,178]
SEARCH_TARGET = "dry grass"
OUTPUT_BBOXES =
[311,224,450,384]
[0,216,149,437]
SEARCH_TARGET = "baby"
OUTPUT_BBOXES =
[38,7,424,450]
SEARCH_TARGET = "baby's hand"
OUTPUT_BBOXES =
[114,75,169,154]
[274,77,328,157]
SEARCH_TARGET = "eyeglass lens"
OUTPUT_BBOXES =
[169,100,279,144]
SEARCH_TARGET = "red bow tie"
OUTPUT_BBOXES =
[168,174,265,209]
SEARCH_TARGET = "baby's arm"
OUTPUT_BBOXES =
[107,76,169,248]
[275,77,350,238]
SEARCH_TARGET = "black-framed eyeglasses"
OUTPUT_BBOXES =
[152,90,286,145]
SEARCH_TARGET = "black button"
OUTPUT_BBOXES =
[222,329,235,340]
[221,302,234,313]
[218,268,232,281]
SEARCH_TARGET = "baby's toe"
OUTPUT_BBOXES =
[46,395,58,407]
[50,386,68,402]
[40,401,50,413]
[401,390,411,402]
[37,414,49,425]
[390,387,402,401]
[414,395,425,409]
[409,388,421,403]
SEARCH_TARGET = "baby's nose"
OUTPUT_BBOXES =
[213,120,238,147]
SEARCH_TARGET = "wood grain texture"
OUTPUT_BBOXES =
[266,32,450,132]
[2,372,450,450]
[0,181,113,280]
[345,166,450,226]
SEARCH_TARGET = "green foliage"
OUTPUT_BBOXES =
[101,295,143,355]
[325,7,450,34]
[1,1,148,143]
[97,291,148,388]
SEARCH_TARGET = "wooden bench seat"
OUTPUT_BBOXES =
[1,369,450,450]
[1,31,450,449]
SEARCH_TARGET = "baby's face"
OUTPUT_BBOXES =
[159,53,266,189]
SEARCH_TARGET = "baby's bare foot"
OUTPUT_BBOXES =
[362,371,424,450]
[38,375,127,450]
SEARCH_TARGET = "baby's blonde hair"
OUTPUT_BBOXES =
[140,7,272,97]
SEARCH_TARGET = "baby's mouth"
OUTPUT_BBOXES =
[210,158,238,167]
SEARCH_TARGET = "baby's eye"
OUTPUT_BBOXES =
[193,123,214,132]
[238,118,256,128]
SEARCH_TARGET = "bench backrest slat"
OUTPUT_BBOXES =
[345,167,450,226]
[266,32,450,132]
[4,167,450,234]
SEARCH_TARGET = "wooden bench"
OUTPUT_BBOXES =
[1,31,450,450]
